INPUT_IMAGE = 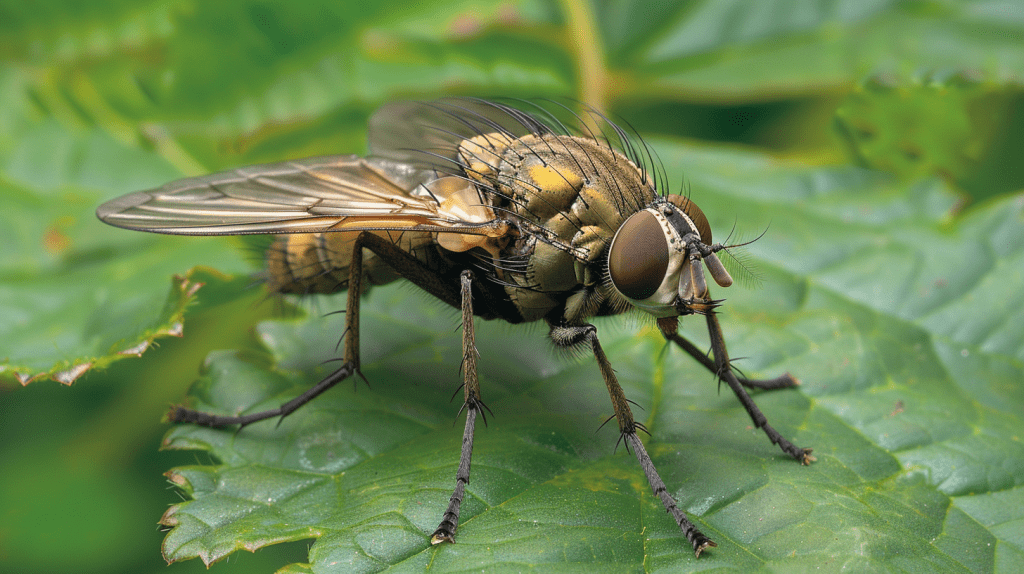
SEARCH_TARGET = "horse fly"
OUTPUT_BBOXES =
[97,98,814,557]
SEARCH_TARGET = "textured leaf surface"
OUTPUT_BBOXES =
[3,1,1024,573]
[604,0,1024,100]
[0,119,254,384]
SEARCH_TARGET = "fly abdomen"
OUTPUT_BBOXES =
[265,230,433,295]
[265,233,344,294]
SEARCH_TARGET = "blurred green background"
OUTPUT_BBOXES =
[2,1,1024,572]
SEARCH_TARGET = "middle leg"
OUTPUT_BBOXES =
[430,269,489,544]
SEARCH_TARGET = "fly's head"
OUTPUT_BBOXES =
[607,195,733,318]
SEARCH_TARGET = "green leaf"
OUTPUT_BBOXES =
[835,76,1024,201]
[613,0,1024,100]
[4,1,1024,572]
[0,118,255,385]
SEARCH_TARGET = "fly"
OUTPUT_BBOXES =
[97,98,814,557]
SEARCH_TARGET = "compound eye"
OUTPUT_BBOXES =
[667,195,711,244]
[608,210,669,300]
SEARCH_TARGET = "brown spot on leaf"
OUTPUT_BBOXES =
[42,226,71,254]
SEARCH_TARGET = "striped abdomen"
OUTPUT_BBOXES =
[265,230,435,295]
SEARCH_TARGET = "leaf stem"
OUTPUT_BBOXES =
[559,0,608,115]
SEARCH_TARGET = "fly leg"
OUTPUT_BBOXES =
[691,311,814,464]
[657,317,797,391]
[431,269,488,545]
[169,232,462,428]
[550,323,716,558]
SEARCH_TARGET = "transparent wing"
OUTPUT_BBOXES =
[368,98,562,170]
[97,155,499,236]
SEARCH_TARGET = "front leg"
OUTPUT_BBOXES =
[696,312,814,464]
[549,323,716,558]
[657,316,798,391]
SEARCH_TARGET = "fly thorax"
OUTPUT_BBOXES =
[606,196,733,318]
[506,135,586,220]
[458,132,517,185]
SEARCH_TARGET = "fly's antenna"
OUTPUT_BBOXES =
[713,223,768,290]
[717,221,770,250]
